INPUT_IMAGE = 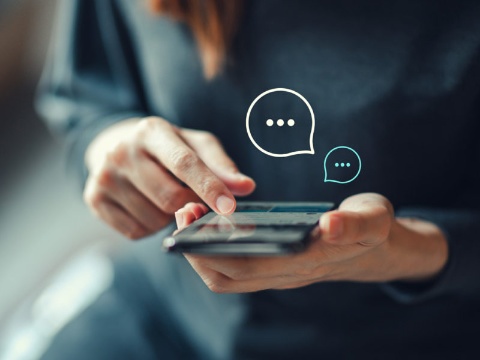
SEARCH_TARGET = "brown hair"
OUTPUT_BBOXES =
[149,0,243,79]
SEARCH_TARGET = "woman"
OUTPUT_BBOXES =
[38,0,480,358]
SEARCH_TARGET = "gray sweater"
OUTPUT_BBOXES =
[38,0,480,358]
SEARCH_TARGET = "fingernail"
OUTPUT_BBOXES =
[175,211,185,228]
[321,215,343,239]
[216,195,235,214]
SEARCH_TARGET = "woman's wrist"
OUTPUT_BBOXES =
[385,217,449,282]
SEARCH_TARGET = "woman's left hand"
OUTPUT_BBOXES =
[175,193,448,293]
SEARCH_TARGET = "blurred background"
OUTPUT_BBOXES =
[0,1,124,358]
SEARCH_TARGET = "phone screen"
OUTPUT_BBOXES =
[163,202,334,255]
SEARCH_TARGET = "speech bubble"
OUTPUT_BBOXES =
[246,88,315,157]
[324,146,362,184]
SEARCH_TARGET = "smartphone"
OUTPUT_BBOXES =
[163,202,335,256]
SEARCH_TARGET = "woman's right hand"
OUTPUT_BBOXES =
[83,116,256,239]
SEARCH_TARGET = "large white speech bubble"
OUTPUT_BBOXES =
[246,88,315,157]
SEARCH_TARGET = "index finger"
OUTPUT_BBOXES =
[180,128,256,197]
[144,121,236,215]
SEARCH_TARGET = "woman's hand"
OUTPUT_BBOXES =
[83,117,255,239]
[175,193,448,293]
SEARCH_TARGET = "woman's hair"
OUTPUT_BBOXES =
[150,0,243,79]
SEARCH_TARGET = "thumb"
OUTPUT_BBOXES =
[320,193,394,246]
[180,128,256,196]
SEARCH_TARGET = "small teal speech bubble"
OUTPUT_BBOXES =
[324,146,362,184]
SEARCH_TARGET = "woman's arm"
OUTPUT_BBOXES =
[37,0,255,238]
[37,0,148,186]
[380,206,480,303]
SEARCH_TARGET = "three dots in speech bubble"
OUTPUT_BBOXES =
[266,119,296,127]
[246,88,362,184]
